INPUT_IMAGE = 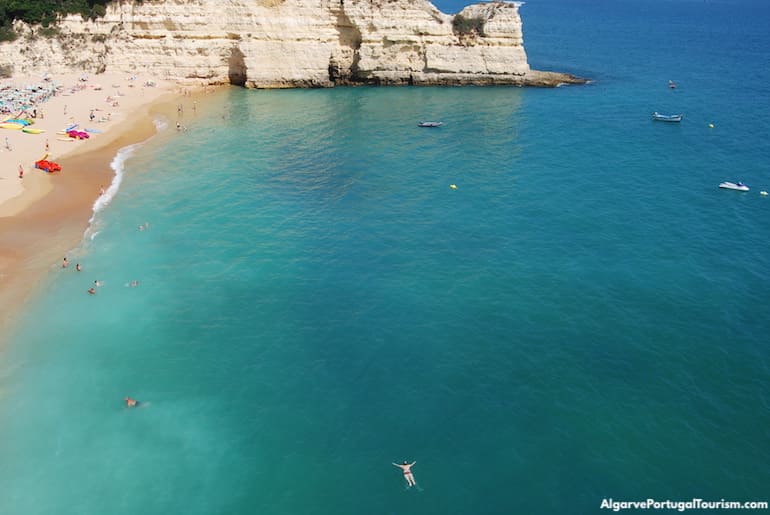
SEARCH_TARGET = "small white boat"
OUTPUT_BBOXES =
[418,121,443,127]
[719,181,749,192]
[652,112,683,122]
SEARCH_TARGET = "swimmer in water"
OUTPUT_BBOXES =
[393,461,417,488]
[87,287,96,295]
[94,280,103,287]
[124,397,138,408]
[76,263,82,272]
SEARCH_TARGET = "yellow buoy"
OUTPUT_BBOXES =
[449,184,457,190]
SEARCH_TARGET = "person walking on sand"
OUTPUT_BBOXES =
[393,461,417,488]
[18,163,23,179]
[62,257,68,268]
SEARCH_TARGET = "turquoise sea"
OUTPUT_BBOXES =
[2,0,770,513]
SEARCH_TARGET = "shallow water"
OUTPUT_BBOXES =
[2,1,770,513]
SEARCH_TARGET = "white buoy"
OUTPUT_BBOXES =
[449,184,457,190]
[760,191,768,196]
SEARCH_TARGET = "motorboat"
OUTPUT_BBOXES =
[418,121,443,127]
[652,112,683,122]
[719,181,749,192]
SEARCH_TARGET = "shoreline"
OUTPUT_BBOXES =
[0,75,203,338]
[0,72,584,340]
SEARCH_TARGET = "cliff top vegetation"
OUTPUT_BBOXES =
[0,0,134,40]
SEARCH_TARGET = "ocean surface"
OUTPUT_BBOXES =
[2,0,770,513]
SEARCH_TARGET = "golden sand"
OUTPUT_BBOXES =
[0,72,203,335]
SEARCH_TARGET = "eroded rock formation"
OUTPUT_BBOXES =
[0,0,585,87]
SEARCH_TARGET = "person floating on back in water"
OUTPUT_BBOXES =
[393,461,417,488]
[125,397,138,408]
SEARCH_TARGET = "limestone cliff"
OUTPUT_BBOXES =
[0,0,584,87]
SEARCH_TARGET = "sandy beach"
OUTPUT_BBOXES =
[0,72,196,334]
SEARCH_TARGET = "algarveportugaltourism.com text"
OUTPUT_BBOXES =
[600,498,769,512]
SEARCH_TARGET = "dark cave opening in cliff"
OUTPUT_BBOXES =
[228,47,247,86]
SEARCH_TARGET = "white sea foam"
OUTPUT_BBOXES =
[84,115,169,241]
[85,142,144,241]
[153,115,169,132]
[91,142,142,214]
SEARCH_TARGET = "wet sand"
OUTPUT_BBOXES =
[0,90,188,337]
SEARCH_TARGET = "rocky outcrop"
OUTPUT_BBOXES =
[0,0,585,87]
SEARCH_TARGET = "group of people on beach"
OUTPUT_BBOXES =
[0,79,57,114]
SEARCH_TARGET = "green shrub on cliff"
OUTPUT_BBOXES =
[0,0,115,29]
[452,14,485,37]
[0,23,17,42]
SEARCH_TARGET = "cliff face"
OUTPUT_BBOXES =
[0,0,583,87]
